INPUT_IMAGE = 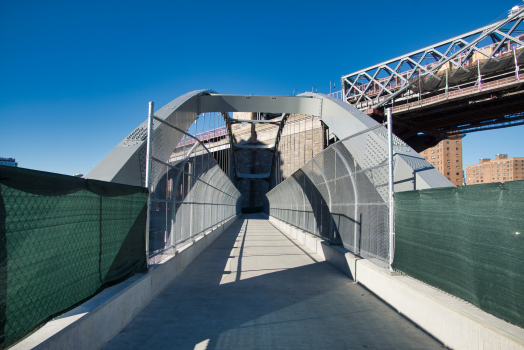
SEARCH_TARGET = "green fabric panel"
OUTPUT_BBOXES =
[0,166,148,349]
[393,181,524,328]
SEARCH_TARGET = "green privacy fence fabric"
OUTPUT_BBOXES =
[393,181,524,328]
[0,166,148,349]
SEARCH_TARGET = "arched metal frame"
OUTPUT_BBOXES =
[87,89,454,265]
[270,113,290,188]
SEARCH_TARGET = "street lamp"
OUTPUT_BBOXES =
[330,80,336,94]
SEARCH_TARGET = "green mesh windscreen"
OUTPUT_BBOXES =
[393,181,524,328]
[0,166,148,349]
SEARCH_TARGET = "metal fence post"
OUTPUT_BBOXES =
[387,107,395,268]
[145,101,154,266]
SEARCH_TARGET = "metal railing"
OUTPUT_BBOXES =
[391,72,522,113]
[146,106,241,265]
[266,122,402,267]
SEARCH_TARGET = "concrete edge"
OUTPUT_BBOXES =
[13,214,241,350]
[267,215,524,350]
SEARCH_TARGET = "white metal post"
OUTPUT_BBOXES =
[418,68,422,104]
[514,48,520,82]
[145,101,154,266]
[387,107,395,268]
[477,59,482,91]
[445,66,449,99]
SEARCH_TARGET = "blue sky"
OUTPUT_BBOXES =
[1,0,524,176]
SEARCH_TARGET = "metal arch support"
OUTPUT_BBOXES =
[269,113,291,189]
[220,111,237,183]
[152,116,213,155]
[88,90,451,194]
[310,158,334,240]
[331,144,359,252]
[86,89,216,186]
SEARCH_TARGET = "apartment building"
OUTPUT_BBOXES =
[466,154,524,184]
[420,134,464,185]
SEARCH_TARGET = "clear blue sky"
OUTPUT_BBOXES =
[1,0,523,176]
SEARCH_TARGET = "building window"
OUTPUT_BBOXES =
[456,147,459,150]
[456,172,460,175]
[432,156,436,159]
[447,172,450,175]
[424,151,428,154]
[457,167,460,169]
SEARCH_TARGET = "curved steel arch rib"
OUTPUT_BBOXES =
[87,89,216,186]
[87,90,451,191]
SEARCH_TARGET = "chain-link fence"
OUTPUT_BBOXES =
[266,125,407,266]
[148,115,241,265]
[0,165,148,350]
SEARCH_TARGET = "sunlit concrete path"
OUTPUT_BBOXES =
[104,214,444,350]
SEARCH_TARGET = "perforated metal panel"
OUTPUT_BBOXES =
[266,126,408,266]
[148,119,241,265]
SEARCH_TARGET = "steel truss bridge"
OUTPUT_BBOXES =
[340,5,524,151]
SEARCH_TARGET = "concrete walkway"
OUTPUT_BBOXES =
[104,214,444,350]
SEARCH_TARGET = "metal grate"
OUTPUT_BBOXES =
[147,114,241,265]
[266,126,405,266]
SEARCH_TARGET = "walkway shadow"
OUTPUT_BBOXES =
[105,214,445,350]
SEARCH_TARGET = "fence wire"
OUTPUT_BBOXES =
[0,166,147,350]
[148,115,241,265]
[266,126,404,266]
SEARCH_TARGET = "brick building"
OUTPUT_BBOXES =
[465,154,524,184]
[419,134,464,185]
[231,112,326,211]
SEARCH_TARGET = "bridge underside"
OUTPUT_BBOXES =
[367,82,524,152]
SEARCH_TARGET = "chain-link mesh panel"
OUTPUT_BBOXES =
[393,181,524,329]
[266,126,405,266]
[0,166,147,350]
[148,123,241,265]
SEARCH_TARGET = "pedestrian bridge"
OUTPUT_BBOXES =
[104,214,442,350]
[4,90,524,350]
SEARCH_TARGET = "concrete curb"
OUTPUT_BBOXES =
[267,215,524,350]
[13,214,241,350]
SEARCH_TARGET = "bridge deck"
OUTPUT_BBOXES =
[104,214,444,350]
